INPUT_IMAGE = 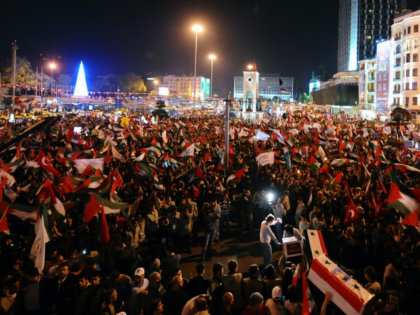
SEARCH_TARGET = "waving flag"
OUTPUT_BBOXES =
[330,171,343,188]
[226,168,246,184]
[343,199,360,225]
[308,155,320,171]
[388,182,420,216]
[308,254,374,315]
[37,150,60,177]
[30,202,52,272]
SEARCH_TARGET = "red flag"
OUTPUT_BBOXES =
[151,137,158,145]
[0,159,12,173]
[375,194,384,218]
[378,178,387,194]
[192,185,200,199]
[319,164,329,174]
[37,150,61,177]
[15,140,22,159]
[82,140,95,150]
[99,204,110,246]
[254,144,260,155]
[80,165,93,177]
[272,132,278,141]
[66,128,74,142]
[216,164,224,171]
[401,209,419,230]
[344,200,361,225]
[84,193,100,223]
[0,207,9,235]
[204,153,211,163]
[110,170,123,195]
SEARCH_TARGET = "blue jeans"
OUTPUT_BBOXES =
[202,230,216,259]
[261,243,272,272]
[219,213,230,235]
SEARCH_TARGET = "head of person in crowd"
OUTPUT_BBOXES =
[90,270,102,286]
[134,267,145,285]
[222,292,234,310]
[196,263,206,276]
[58,263,70,280]
[109,270,122,282]
[265,214,275,225]
[171,275,184,291]
[264,265,277,280]
[195,295,211,312]
[104,289,118,306]
[145,298,164,315]
[149,272,161,289]
[272,286,282,304]
[227,260,238,275]
[284,224,294,234]
[249,264,260,279]
[249,292,264,314]
[213,262,224,279]
[77,271,90,289]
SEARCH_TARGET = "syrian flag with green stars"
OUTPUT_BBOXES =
[308,253,374,315]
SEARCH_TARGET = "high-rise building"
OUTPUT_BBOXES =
[338,0,406,73]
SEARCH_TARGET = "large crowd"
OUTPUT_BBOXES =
[0,111,419,315]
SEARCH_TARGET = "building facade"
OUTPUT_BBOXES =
[159,75,210,100]
[338,0,405,72]
[356,9,420,114]
[233,73,293,101]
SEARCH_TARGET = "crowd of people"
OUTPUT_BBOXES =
[0,111,419,315]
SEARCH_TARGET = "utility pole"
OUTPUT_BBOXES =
[41,67,43,100]
[35,67,38,97]
[224,94,230,178]
[12,40,18,107]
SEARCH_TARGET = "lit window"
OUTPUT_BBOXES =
[367,36,372,40]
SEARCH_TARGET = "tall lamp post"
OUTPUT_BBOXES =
[192,25,203,108]
[49,63,56,98]
[209,55,216,99]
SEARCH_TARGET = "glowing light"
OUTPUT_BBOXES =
[74,61,88,97]
[267,193,274,201]
[154,80,158,84]
[49,63,56,69]
[192,25,203,32]
[209,55,216,60]
[247,65,253,70]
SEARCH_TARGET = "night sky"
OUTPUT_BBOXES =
[1,0,419,96]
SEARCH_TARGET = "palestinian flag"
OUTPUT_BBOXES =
[146,143,163,157]
[388,182,420,216]
[0,202,38,221]
[133,162,155,180]
[86,193,128,217]
[308,155,320,171]
[188,168,205,184]
[330,171,343,188]
[226,168,246,184]
[98,204,110,246]
[75,176,102,192]
[331,159,357,168]
[29,202,52,272]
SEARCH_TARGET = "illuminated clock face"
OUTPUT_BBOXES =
[247,77,253,83]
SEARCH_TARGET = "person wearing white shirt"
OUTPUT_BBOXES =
[283,224,302,241]
[260,214,281,271]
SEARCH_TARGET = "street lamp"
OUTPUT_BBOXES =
[209,55,216,99]
[192,25,203,108]
[247,65,253,71]
[49,63,56,97]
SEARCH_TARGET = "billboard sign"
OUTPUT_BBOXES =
[159,87,169,96]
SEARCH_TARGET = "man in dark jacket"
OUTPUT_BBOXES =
[186,263,210,296]
[162,276,190,315]
[74,271,94,315]
[49,263,75,315]
[201,202,220,261]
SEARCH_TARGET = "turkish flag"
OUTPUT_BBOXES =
[343,200,361,225]
[83,140,95,150]
[37,150,61,177]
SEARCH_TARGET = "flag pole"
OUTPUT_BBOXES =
[224,95,230,178]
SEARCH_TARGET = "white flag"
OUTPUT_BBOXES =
[256,152,275,166]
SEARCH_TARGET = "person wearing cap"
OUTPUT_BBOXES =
[129,267,149,315]
[265,286,285,315]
